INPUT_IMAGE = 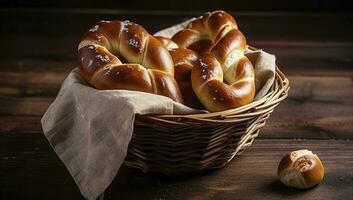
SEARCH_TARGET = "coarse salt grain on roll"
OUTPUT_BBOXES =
[172,11,255,112]
[278,149,325,189]
[78,20,183,103]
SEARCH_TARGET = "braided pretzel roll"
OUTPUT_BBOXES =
[156,36,203,109]
[172,11,255,111]
[78,20,183,103]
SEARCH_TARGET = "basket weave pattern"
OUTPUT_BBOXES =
[125,62,289,175]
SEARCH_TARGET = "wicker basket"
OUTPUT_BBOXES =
[124,48,290,175]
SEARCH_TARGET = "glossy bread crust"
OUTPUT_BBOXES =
[78,20,183,103]
[156,37,204,109]
[172,11,255,112]
[278,149,325,189]
[169,48,204,109]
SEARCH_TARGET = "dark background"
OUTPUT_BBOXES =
[1,1,353,200]
[2,0,352,74]
[2,0,353,11]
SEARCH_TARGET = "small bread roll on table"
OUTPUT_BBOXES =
[278,149,325,189]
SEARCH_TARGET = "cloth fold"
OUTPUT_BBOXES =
[41,19,276,200]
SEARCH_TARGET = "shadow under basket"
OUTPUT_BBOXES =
[124,59,290,176]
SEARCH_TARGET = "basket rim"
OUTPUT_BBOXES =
[136,47,290,122]
[142,68,288,115]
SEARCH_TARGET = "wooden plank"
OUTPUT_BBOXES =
[2,1,353,11]
[1,11,352,80]
[1,43,352,77]
[2,114,352,140]
[1,9,352,44]
[1,8,352,200]
[0,96,53,116]
[0,76,352,139]
[0,133,82,200]
[263,116,353,139]
[0,116,43,134]
[0,70,69,97]
[262,76,353,138]
[253,42,353,76]
[1,138,352,199]
[1,76,351,116]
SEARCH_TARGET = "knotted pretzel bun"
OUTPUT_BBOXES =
[172,11,255,112]
[78,20,183,103]
[156,36,203,109]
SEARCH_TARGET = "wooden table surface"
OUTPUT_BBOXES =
[1,8,353,200]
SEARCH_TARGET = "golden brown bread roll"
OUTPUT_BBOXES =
[78,20,183,103]
[169,48,204,109]
[172,11,255,112]
[172,10,239,55]
[278,149,325,189]
[155,36,203,109]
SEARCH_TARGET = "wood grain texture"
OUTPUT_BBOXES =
[1,9,353,44]
[2,0,353,11]
[1,9,353,200]
[1,138,352,200]
[2,43,353,77]
[1,10,352,78]
[0,76,352,139]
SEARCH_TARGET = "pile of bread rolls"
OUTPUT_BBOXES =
[78,10,255,112]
